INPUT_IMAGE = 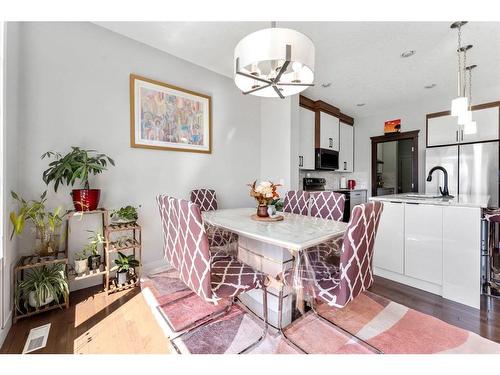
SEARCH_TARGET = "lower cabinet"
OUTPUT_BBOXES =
[373,202,404,274]
[442,206,481,308]
[404,204,443,285]
[373,201,481,309]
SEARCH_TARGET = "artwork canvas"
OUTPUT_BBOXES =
[130,74,211,153]
[384,118,401,134]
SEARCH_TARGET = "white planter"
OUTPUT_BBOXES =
[117,271,128,285]
[28,291,54,308]
[74,259,88,274]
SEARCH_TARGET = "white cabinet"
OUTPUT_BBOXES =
[442,206,481,308]
[427,115,460,146]
[404,204,443,285]
[427,105,499,146]
[298,107,315,170]
[319,112,339,151]
[462,106,499,143]
[373,202,404,274]
[338,122,354,172]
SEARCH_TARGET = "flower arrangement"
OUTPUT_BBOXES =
[248,180,281,207]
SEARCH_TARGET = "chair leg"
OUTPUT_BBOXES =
[276,286,308,354]
[238,286,269,354]
[310,301,384,354]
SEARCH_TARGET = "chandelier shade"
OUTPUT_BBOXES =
[234,27,315,98]
[451,96,468,117]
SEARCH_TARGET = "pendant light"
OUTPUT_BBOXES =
[234,22,315,98]
[463,64,478,135]
[450,21,470,118]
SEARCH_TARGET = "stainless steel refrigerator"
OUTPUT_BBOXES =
[425,142,499,207]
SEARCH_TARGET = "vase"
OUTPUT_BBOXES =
[36,226,61,257]
[257,205,269,217]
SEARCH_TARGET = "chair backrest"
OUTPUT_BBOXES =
[190,189,218,212]
[156,195,214,302]
[310,191,346,221]
[336,201,383,307]
[283,190,310,215]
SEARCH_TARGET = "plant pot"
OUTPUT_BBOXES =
[88,254,101,271]
[74,259,88,274]
[71,189,101,211]
[36,226,61,257]
[117,271,128,285]
[28,291,54,308]
[257,205,269,218]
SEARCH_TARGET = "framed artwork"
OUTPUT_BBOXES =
[384,118,401,134]
[130,74,212,153]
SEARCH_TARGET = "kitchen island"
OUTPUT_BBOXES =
[370,193,489,309]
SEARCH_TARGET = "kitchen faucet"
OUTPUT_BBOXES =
[426,166,453,197]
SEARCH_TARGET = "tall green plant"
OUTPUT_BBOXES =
[41,147,115,192]
[84,230,106,256]
[9,191,66,239]
[15,263,69,311]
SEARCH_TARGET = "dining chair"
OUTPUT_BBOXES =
[283,190,310,216]
[483,208,500,295]
[310,191,346,221]
[157,195,269,353]
[190,188,239,258]
[278,201,384,353]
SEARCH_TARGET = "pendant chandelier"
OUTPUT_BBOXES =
[450,22,472,121]
[464,64,478,134]
[234,22,315,98]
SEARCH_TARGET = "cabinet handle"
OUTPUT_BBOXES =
[344,162,347,170]
[329,138,333,148]
[299,156,303,167]
[456,130,458,142]
[461,129,464,141]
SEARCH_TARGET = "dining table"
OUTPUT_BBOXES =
[202,207,348,329]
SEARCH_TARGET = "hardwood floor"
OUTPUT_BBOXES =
[0,286,172,354]
[2,276,499,353]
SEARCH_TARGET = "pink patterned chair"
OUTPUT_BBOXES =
[157,195,268,353]
[310,191,345,221]
[278,201,384,353]
[283,190,310,216]
[190,188,239,259]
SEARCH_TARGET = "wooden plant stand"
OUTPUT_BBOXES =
[104,222,142,294]
[13,251,69,323]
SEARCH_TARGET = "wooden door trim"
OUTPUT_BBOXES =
[371,130,420,197]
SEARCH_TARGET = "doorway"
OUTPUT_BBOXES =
[371,130,419,196]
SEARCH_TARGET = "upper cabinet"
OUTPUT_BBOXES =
[298,106,315,170]
[339,122,354,172]
[427,103,500,147]
[319,112,340,151]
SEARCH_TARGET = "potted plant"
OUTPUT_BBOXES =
[111,205,140,224]
[84,231,106,271]
[10,191,66,256]
[41,147,115,211]
[73,250,88,274]
[247,180,281,217]
[15,263,69,310]
[114,252,140,285]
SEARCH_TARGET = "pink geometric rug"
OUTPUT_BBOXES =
[141,269,500,354]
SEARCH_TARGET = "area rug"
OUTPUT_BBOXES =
[141,269,500,354]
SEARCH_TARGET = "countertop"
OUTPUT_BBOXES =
[369,193,491,208]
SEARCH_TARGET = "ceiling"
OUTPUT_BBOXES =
[96,22,500,117]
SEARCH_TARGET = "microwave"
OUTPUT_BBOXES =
[315,148,339,170]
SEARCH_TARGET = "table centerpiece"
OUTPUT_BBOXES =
[248,180,281,218]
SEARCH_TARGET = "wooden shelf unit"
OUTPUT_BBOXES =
[13,251,70,323]
[104,221,142,295]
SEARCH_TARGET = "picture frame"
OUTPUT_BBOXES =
[130,74,212,153]
[384,118,401,134]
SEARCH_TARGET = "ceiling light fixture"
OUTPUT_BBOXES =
[450,21,471,119]
[234,22,315,98]
[356,103,366,107]
[424,83,437,89]
[400,50,416,58]
[463,64,478,134]
[321,82,332,88]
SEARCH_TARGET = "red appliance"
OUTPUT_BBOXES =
[347,179,356,190]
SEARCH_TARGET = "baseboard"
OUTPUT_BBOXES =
[0,311,13,350]
[142,259,170,275]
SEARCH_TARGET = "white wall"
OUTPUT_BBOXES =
[354,85,500,196]
[1,22,20,347]
[14,22,262,272]
[260,95,300,194]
